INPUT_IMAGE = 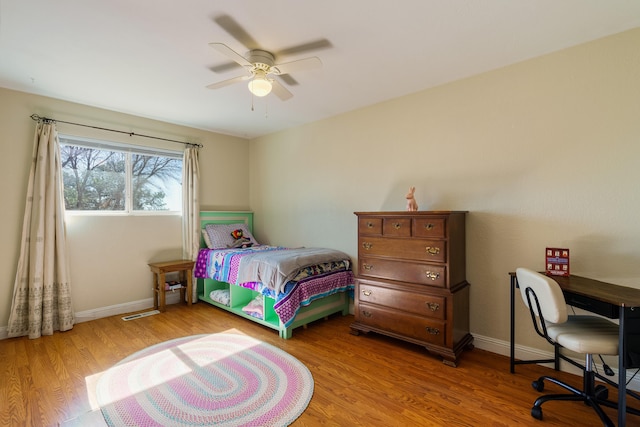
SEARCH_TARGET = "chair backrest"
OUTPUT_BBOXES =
[516,267,568,324]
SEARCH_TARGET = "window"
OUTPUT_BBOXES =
[60,135,183,213]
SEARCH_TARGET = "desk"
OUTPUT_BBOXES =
[509,272,640,426]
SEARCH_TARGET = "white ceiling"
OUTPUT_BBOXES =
[1,1,639,139]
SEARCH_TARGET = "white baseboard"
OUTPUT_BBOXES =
[74,292,184,323]
[472,333,640,392]
[74,298,155,323]
[0,293,185,339]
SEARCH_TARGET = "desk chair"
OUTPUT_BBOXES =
[516,267,621,426]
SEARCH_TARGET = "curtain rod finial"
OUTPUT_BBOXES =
[30,114,54,124]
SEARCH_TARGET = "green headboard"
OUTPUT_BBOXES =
[199,211,254,247]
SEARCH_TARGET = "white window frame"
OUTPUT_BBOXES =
[59,134,183,216]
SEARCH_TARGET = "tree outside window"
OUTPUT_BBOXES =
[60,137,182,213]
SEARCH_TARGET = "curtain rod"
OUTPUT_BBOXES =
[30,114,203,148]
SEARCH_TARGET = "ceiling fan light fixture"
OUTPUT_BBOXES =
[248,70,272,97]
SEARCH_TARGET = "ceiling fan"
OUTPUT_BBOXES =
[206,14,331,100]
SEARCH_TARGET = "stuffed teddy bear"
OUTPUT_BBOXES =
[227,229,253,248]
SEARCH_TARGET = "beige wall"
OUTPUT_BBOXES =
[250,28,640,354]
[0,88,249,325]
[1,28,639,361]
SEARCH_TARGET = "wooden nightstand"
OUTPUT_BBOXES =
[148,259,195,312]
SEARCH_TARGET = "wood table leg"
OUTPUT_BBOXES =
[186,269,193,306]
[158,272,166,312]
[152,272,159,310]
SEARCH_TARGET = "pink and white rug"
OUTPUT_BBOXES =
[95,332,313,426]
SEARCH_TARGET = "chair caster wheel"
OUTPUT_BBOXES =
[595,384,609,400]
[531,406,543,420]
[532,380,544,392]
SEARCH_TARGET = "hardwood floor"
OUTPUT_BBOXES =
[0,302,634,426]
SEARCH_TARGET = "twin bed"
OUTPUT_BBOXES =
[194,211,354,338]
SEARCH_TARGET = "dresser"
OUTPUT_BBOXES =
[351,211,473,367]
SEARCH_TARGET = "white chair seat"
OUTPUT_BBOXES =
[546,315,618,355]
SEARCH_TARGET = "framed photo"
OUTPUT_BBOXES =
[546,248,570,277]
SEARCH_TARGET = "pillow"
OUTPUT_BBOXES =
[203,223,259,249]
[202,228,213,248]
[242,295,264,319]
[209,289,230,306]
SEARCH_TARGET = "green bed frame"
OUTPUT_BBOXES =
[196,211,351,339]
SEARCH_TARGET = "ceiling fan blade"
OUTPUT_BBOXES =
[206,75,250,90]
[213,14,260,50]
[273,57,322,75]
[209,62,242,74]
[209,43,252,68]
[271,79,293,101]
[275,39,332,57]
[278,74,299,86]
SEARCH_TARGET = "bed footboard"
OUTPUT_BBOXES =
[197,276,350,339]
[279,291,350,338]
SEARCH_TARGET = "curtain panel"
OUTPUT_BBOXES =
[8,122,74,338]
[182,146,200,301]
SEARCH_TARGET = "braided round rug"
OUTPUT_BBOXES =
[95,333,313,426]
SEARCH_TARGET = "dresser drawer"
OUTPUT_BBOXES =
[359,236,446,263]
[356,303,446,346]
[357,280,446,319]
[413,217,446,239]
[359,257,446,288]
[358,217,382,235]
[382,217,411,237]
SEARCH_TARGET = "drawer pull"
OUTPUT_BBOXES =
[393,222,402,229]
[425,246,440,256]
[362,242,372,250]
[426,302,440,312]
[362,310,372,318]
[425,271,440,281]
[425,327,440,335]
[366,221,374,228]
[362,289,372,296]
[362,264,374,271]
[424,223,434,230]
